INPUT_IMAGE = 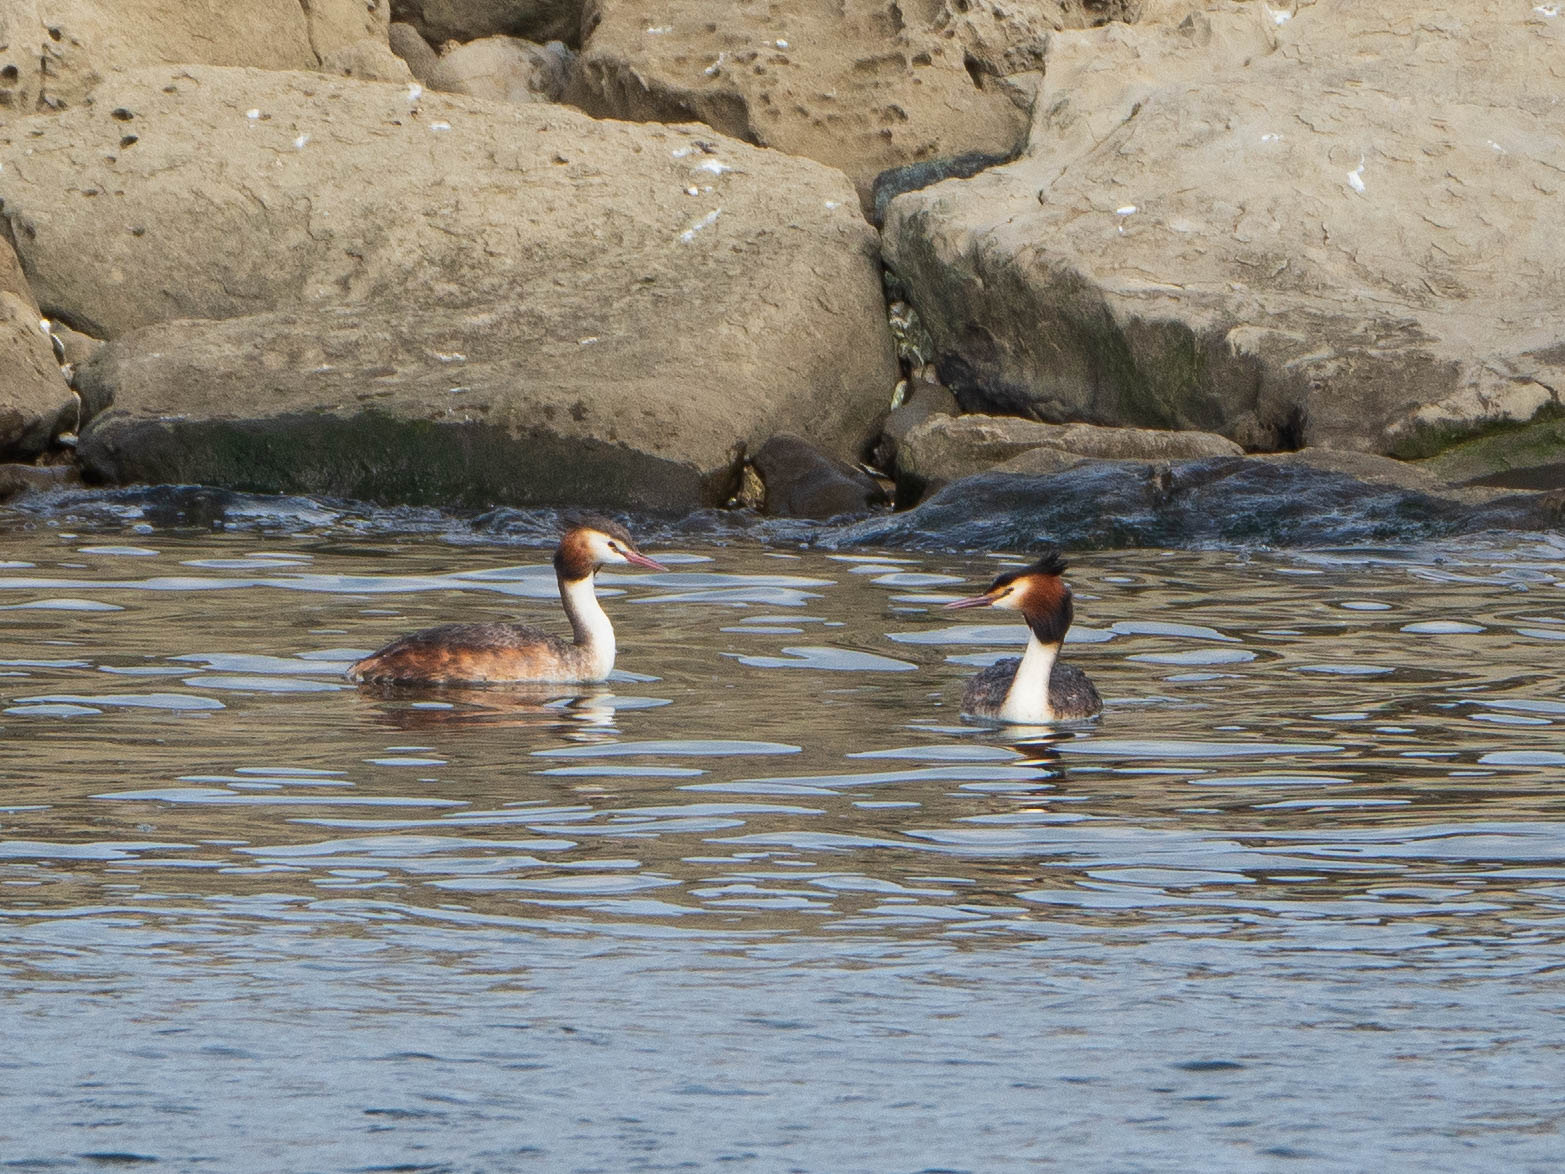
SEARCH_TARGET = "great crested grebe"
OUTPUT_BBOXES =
[945,549,1102,724]
[347,520,666,686]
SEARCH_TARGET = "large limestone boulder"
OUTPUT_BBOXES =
[0,0,391,111]
[566,0,1103,206]
[1,67,895,509]
[0,239,74,459]
[882,1,1565,457]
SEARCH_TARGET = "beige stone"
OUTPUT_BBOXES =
[567,0,1063,206]
[883,0,1565,457]
[428,36,570,103]
[0,0,391,110]
[3,67,896,507]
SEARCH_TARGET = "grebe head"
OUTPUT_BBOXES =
[555,518,667,580]
[945,549,1073,642]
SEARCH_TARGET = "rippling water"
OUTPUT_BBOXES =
[3,507,1565,1171]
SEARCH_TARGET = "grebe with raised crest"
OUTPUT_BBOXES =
[945,549,1102,724]
[347,520,665,686]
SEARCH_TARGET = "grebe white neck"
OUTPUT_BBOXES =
[998,631,1058,724]
[560,573,616,680]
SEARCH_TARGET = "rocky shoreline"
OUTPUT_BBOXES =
[2,1,1562,548]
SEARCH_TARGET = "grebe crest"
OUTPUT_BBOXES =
[945,547,1102,725]
[348,520,665,686]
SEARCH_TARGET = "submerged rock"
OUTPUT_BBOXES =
[883,2,1565,457]
[5,67,895,510]
[824,454,1557,551]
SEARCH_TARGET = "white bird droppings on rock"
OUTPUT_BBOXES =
[293,133,309,149]
[579,336,600,346]
[1535,4,1559,17]
[430,121,451,132]
[647,25,672,34]
[775,40,789,49]
[407,83,423,102]
[704,54,726,76]
[696,159,733,175]
[433,351,465,363]
[246,108,261,120]
[824,200,841,209]
[679,209,721,243]
[1116,205,1137,216]
[1346,157,1366,194]
[1260,132,1281,143]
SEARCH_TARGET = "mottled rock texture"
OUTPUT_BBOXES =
[883,1,1565,457]
[566,0,1142,206]
[0,67,895,508]
[0,0,391,111]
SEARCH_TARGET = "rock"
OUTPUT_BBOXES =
[48,322,103,370]
[870,152,1013,228]
[566,0,1048,207]
[0,0,392,111]
[824,456,1556,553]
[0,234,39,316]
[392,0,585,48]
[882,1,1565,458]
[428,36,571,103]
[0,290,75,459]
[318,39,415,84]
[875,372,959,464]
[895,411,1242,500]
[0,461,80,501]
[15,67,896,508]
[388,21,441,83]
[1410,417,1565,491]
[750,434,887,519]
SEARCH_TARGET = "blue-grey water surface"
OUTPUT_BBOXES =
[3,507,1565,1171]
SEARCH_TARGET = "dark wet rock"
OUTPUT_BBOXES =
[822,456,1557,552]
[750,434,887,519]
[883,3,1565,457]
[895,412,1242,503]
[870,151,1012,228]
[392,0,585,48]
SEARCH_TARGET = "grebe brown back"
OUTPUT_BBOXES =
[945,549,1102,724]
[347,520,665,686]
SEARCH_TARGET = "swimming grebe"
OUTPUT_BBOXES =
[945,549,1102,724]
[347,521,665,686]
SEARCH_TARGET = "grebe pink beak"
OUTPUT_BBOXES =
[945,589,1001,610]
[621,549,668,571]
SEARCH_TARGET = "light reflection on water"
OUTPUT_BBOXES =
[3,523,1565,1169]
